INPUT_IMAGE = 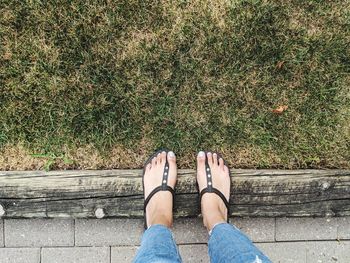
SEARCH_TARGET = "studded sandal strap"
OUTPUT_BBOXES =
[161,159,170,190]
[205,157,213,190]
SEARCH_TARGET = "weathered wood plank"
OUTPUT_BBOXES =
[0,169,349,218]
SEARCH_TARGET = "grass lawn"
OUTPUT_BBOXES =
[0,0,349,170]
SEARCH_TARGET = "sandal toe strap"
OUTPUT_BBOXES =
[199,187,229,210]
[144,185,175,211]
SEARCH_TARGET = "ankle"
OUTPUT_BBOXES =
[146,191,173,228]
[148,212,172,228]
[203,212,226,231]
[201,196,227,231]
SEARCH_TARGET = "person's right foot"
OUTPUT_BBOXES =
[144,151,177,228]
[197,151,231,231]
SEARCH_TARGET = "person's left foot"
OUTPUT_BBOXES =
[144,151,177,228]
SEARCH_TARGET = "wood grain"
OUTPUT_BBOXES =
[0,169,349,218]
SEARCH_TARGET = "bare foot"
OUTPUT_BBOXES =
[197,151,230,231]
[144,151,177,228]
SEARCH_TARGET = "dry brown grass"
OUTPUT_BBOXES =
[1,0,349,171]
[1,141,348,171]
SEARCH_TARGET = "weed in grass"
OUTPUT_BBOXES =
[31,153,74,171]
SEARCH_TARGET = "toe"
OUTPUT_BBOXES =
[197,151,206,168]
[152,156,157,167]
[197,151,207,191]
[156,152,162,164]
[213,153,218,166]
[146,163,152,172]
[207,152,213,166]
[168,151,176,163]
[160,151,167,164]
[167,151,176,166]
[167,151,177,188]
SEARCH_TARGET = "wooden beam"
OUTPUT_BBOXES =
[0,169,349,218]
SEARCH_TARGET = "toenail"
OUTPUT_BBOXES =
[168,151,175,158]
[198,151,205,157]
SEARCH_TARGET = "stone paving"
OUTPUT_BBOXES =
[0,217,349,263]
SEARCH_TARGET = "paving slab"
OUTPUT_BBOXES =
[0,217,347,263]
[306,241,350,263]
[256,242,307,263]
[0,248,40,263]
[111,246,138,262]
[276,218,338,241]
[0,220,3,247]
[41,247,110,263]
[231,218,275,242]
[173,218,208,244]
[179,244,209,263]
[4,219,74,247]
[75,219,143,246]
[337,217,350,239]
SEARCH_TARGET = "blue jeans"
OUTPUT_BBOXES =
[133,223,271,263]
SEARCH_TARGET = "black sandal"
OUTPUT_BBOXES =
[142,149,175,229]
[198,152,231,222]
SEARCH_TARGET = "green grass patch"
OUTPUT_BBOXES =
[0,0,349,169]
